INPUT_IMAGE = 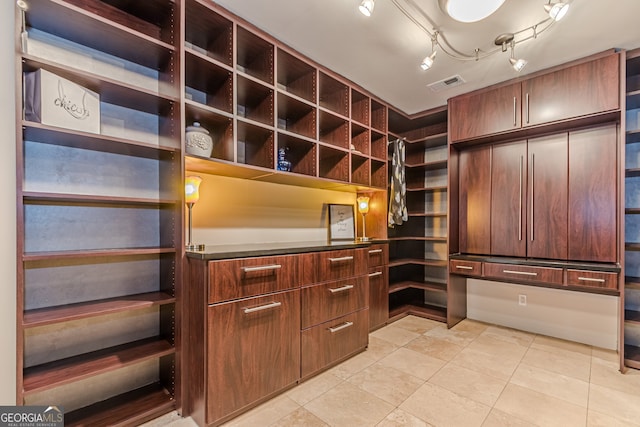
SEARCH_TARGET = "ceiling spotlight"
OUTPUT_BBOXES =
[509,43,527,72]
[544,1,569,21]
[420,51,437,70]
[359,0,375,17]
[438,0,506,23]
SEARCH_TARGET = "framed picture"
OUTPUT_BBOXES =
[328,204,355,241]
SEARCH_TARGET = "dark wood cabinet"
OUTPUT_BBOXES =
[522,54,620,127]
[449,83,521,142]
[568,125,618,262]
[367,244,389,331]
[458,146,492,254]
[207,289,300,424]
[491,140,527,257]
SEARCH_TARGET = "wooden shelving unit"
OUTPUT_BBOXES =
[387,107,457,324]
[16,0,181,424]
[624,49,640,369]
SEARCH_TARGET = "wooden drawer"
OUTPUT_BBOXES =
[208,254,301,303]
[367,244,388,268]
[301,276,367,329]
[483,262,563,285]
[308,248,367,283]
[566,269,618,290]
[449,259,482,276]
[368,267,388,331]
[301,309,368,378]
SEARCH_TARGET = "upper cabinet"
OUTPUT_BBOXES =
[449,51,621,143]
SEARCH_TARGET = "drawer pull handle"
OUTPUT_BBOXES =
[368,271,383,277]
[455,265,474,270]
[243,301,282,314]
[503,269,537,277]
[328,256,354,263]
[577,276,606,283]
[369,249,383,254]
[329,321,354,333]
[241,264,282,273]
[329,284,354,293]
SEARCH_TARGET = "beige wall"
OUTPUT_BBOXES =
[1,1,17,404]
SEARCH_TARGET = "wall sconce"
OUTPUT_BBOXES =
[357,196,370,242]
[359,0,375,17]
[185,175,205,251]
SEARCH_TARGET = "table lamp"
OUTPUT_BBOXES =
[357,196,370,241]
[185,175,205,251]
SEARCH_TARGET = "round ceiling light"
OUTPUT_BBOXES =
[439,0,507,23]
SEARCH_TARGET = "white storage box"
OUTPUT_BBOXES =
[24,69,100,134]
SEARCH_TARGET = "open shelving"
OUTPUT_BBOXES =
[236,26,274,85]
[237,120,275,169]
[277,92,316,139]
[184,0,233,67]
[16,0,181,424]
[319,71,349,117]
[277,48,316,103]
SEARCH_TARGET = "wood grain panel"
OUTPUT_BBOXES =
[459,146,491,254]
[301,309,368,378]
[368,267,388,331]
[568,125,618,262]
[491,140,527,257]
[206,289,300,425]
[309,248,367,283]
[483,262,563,285]
[566,269,618,290]
[367,243,388,268]
[528,134,568,260]
[449,259,482,276]
[522,54,620,127]
[301,276,367,328]
[449,82,521,142]
[208,254,301,303]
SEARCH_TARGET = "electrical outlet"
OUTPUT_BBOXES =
[518,294,527,306]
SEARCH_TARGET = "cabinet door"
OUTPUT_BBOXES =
[449,83,521,142]
[491,140,527,257]
[568,125,617,262]
[522,54,619,127]
[368,267,388,331]
[459,146,492,254]
[528,134,568,260]
[206,289,300,424]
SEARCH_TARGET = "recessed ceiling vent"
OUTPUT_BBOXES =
[427,74,465,92]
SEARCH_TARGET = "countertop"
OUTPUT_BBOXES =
[186,239,388,260]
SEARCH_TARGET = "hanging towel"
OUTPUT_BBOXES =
[388,138,408,227]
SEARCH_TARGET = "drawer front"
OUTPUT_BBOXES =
[449,260,482,276]
[208,254,300,303]
[483,262,563,285]
[566,269,618,290]
[367,244,388,268]
[207,289,300,424]
[301,276,367,329]
[368,267,388,331]
[301,309,368,378]
[311,248,367,283]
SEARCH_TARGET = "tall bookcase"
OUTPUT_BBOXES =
[386,107,464,326]
[16,0,181,424]
[624,49,640,369]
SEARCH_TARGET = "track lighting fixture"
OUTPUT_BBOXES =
[544,1,569,21]
[359,0,375,17]
[357,0,571,71]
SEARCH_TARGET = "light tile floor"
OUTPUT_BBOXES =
[143,316,640,427]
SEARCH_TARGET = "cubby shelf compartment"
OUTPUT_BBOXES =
[184,102,234,162]
[625,345,640,369]
[319,72,349,117]
[277,49,316,103]
[23,55,178,115]
[184,0,233,66]
[23,292,176,328]
[370,160,387,189]
[277,93,317,139]
[318,145,349,182]
[23,337,175,395]
[319,110,349,149]
[351,154,370,186]
[25,0,175,69]
[277,133,317,177]
[351,122,369,155]
[237,120,275,169]
[371,99,387,133]
[625,129,640,144]
[185,51,233,113]
[371,130,387,161]
[351,89,370,126]
[237,26,274,85]
[64,383,175,427]
[237,75,274,126]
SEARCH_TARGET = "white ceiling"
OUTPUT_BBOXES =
[213,0,640,115]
